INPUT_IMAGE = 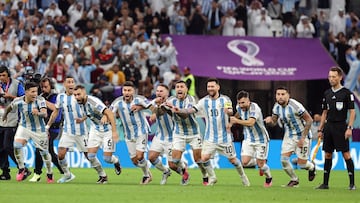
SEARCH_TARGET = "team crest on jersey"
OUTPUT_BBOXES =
[96,105,103,112]
[336,102,343,110]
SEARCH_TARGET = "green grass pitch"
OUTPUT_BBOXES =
[0,168,359,203]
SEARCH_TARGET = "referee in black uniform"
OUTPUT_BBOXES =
[316,66,356,190]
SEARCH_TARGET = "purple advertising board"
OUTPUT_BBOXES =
[170,35,337,81]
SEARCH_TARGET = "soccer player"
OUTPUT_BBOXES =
[110,81,152,184]
[0,66,24,180]
[3,81,53,182]
[172,78,249,186]
[264,86,316,187]
[148,84,174,185]
[73,85,121,184]
[316,67,356,190]
[230,90,272,187]
[29,77,64,182]
[46,76,88,183]
[166,80,208,185]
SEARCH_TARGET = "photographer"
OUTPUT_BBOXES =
[0,66,25,180]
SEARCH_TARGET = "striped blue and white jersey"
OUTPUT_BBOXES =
[11,96,47,133]
[81,95,111,132]
[272,98,311,139]
[167,95,200,137]
[237,102,269,144]
[110,95,151,140]
[55,93,87,136]
[194,94,233,144]
[150,99,174,142]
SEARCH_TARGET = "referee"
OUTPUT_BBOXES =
[316,66,356,190]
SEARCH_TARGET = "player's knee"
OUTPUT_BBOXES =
[281,156,290,167]
[103,155,112,163]
[39,150,49,156]
[298,164,306,169]
[172,158,180,165]
[150,158,159,165]
[87,153,96,161]
[230,158,241,167]
[13,142,23,149]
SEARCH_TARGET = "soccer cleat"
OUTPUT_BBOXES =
[316,184,329,189]
[181,166,190,185]
[47,174,54,184]
[114,162,122,175]
[0,172,11,180]
[202,177,209,186]
[264,177,273,188]
[16,168,31,182]
[241,174,250,186]
[141,171,152,185]
[349,184,356,190]
[205,177,217,186]
[286,180,299,187]
[96,176,108,184]
[308,165,316,181]
[29,173,41,182]
[259,169,264,176]
[57,173,76,183]
[160,169,171,185]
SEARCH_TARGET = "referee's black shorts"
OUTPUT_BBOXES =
[323,121,349,153]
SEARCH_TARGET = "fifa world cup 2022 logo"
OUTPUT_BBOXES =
[227,40,264,67]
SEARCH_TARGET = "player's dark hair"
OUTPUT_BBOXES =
[157,83,169,91]
[236,90,249,100]
[25,81,38,90]
[276,86,289,94]
[74,84,85,90]
[175,80,186,86]
[206,77,219,84]
[123,81,135,88]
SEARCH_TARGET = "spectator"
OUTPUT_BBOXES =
[296,15,315,38]
[206,1,223,35]
[105,64,126,87]
[221,9,236,36]
[253,8,273,37]
[329,8,346,37]
[234,20,246,36]
[158,36,178,76]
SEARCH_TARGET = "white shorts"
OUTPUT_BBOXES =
[125,134,148,158]
[172,134,202,152]
[149,135,173,162]
[87,128,115,153]
[15,126,48,151]
[58,132,88,152]
[241,140,269,160]
[201,140,237,159]
[281,135,311,160]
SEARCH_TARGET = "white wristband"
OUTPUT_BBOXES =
[45,125,50,130]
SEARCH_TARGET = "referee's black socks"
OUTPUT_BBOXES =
[345,158,355,185]
[323,158,332,185]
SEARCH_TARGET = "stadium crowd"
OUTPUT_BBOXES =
[0,0,359,104]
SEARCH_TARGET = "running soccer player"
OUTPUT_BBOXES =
[110,81,152,184]
[3,82,53,183]
[46,76,88,183]
[172,78,249,186]
[264,86,316,187]
[166,80,208,185]
[148,84,174,185]
[230,90,272,187]
[73,85,121,184]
